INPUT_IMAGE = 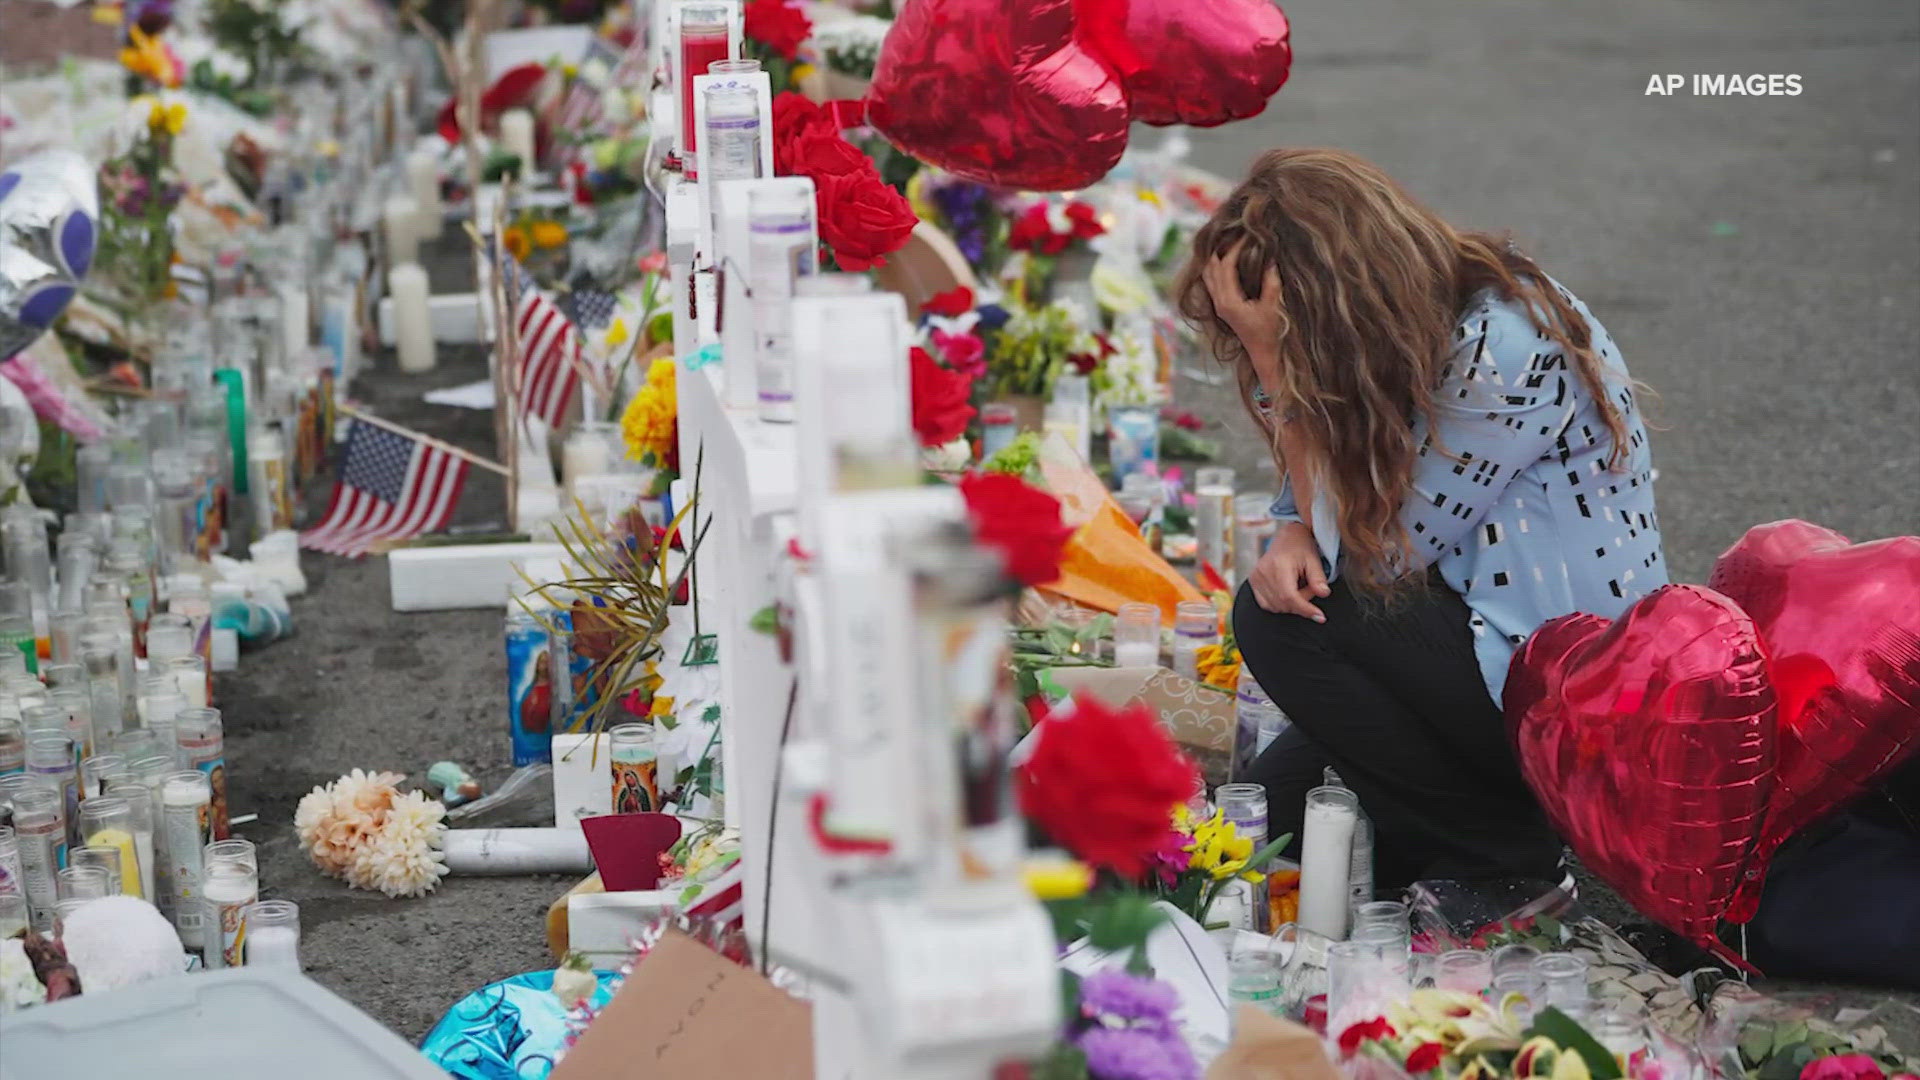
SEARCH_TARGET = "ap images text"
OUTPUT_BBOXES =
[1646,74,1803,96]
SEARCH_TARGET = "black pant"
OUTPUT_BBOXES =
[1233,574,1564,889]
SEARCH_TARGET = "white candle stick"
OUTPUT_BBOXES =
[388,263,436,374]
[499,109,536,178]
[406,147,444,238]
[383,194,421,266]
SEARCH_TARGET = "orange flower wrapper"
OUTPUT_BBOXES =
[1033,433,1203,623]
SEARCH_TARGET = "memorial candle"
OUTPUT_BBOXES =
[499,109,536,179]
[383,194,420,266]
[162,770,210,948]
[389,263,436,373]
[1298,784,1359,941]
[677,3,734,177]
[406,147,443,237]
[243,899,301,968]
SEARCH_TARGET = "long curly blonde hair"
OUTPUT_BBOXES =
[1174,147,1630,593]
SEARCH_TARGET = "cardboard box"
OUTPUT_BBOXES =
[1046,666,1235,785]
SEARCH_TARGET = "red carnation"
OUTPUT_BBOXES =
[1405,1043,1445,1074]
[1007,203,1068,255]
[744,0,811,60]
[922,285,976,318]
[1015,693,1198,877]
[1064,201,1106,239]
[931,328,986,377]
[959,472,1073,587]
[910,346,975,448]
[815,167,917,271]
[1337,1017,1398,1058]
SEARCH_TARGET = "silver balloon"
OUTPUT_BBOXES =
[0,149,100,358]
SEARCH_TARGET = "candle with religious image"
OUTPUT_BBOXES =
[608,723,661,814]
[175,707,229,841]
[747,179,819,423]
[201,838,258,968]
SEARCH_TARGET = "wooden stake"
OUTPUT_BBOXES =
[337,403,510,476]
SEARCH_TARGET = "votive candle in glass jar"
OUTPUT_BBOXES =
[609,723,661,814]
[202,837,258,968]
[979,402,1018,460]
[1217,783,1271,933]
[1194,466,1237,583]
[1532,952,1591,1015]
[78,795,142,897]
[57,863,112,901]
[1112,602,1160,669]
[174,707,228,840]
[677,2,734,176]
[1298,785,1358,941]
[0,891,27,938]
[703,63,764,184]
[164,654,208,709]
[6,783,62,928]
[1171,600,1217,680]
[71,844,123,896]
[103,778,158,904]
[1233,492,1277,585]
[0,714,23,776]
[243,899,301,968]
[1434,949,1493,994]
[162,770,211,948]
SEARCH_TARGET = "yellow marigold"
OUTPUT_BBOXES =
[502,226,531,262]
[530,220,568,249]
[119,26,182,88]
[620,357,678,462]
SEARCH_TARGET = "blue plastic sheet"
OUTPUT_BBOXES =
[418,970,618,1079]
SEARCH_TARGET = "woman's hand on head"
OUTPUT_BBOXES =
[1202,244,1282,356]
[1250,521,1330,622]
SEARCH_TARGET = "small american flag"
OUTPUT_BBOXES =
[683,859,744,932]
[561,288,619,331]
[300,419,470,557]
[502,254,582,430]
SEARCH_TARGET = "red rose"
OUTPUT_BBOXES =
[1405,1043,1445,1074]
[1802,1057,1887,1080]
[815,167,918,271]
[922,285,976,319]
[771,91,835,175]
[791,127,872,180]
[1337,1017,1398,1058]
[1015,693,1198,877]
[931,328,986,377]
[1065,201,1106,239]
[910,346,975,448]
[744,0,811,60]
[959,471,1073,587]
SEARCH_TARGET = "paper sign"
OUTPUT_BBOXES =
[551,931,812,1080]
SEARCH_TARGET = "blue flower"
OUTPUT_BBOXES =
[976,304,1012,332]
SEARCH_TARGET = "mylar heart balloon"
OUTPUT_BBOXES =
[1505,585,1774,968]
[867,0,1132,191]
[1708,519,1920,915]
[0,149,99,359]
[1121,0,1292,127]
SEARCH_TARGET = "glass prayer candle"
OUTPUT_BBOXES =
[162,770,211,948]
[1217,783,1272,932]
[146,612,195,664]
[703,61,763,184]
[1434,949,1493,993]
[1116,472,1165,556]
[55,536,98,614]
[1,514,52,620]
[7,784,61,929]
[677,2,735,177]
[0,716,23,777]
[1233,493,1277,586]
[23,732,77,846]
[0,615,33,678]
[81,754,126,799]
[1532,953,1591,1015]
[0,825,19,899]
[1171,600,1217,681]
[1491,943,1542,978]
[1298,785,1358,942]
[1194,466,1237,584]
[1112,602,1160,669]
[71,844,123,896]
[1351,900,1410,945]
[202,837,258,968]
[140,681,187,763]
[75,444,113,515]
[0,637,25,680]
[41,662,83,689]
[0,892,26,938]
[175,707,227,840]
[81,642,125,746]
[244,899,301,968]
[130,756,175,913]
[608,724,661,814]
[4,676,45,713]
[106,541,154,648]
[58,863,111,900]
[78,795,141,897]
[103,779,158,903]
[748,180,818,423]
[979,402,1018,459]
[167,575,212,644]
[112,728,164,763]
[165,655,209,708]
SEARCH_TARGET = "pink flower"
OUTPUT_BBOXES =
[1145,827,1189,887]
[1800,1056,1885,1080]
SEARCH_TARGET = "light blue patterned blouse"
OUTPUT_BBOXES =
[1271,283,1666,705]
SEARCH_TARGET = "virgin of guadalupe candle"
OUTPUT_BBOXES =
[201,838,257,968]
[608,724,660,813]
[162,771,211,948]
[174,707,228,840]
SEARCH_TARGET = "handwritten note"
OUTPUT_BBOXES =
[551,930,813,1079]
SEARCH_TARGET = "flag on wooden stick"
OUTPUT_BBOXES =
[501,253,582,430]
[301,418,472,557]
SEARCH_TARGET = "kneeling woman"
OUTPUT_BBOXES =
[1176,148,1665,889]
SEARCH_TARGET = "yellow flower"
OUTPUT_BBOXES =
[649,694,676,718]
[502,226,532,262]
[604,317,629,350]
[905,169,938,223]
[1185,810,1264,882]
[1193,641,1241,691]
[1136,187,1163,207]
[790,62,816,84]
[621,358,679,462]
[530,220,569,249]
[119,26,182,87]
[146,101,187,136]
[1022,858,1092,901]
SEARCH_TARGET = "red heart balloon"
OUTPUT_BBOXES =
[1505,586,1775,968]
[866,0,1132,191]
[1708,519,1920,914]
[1120,0,1292,127]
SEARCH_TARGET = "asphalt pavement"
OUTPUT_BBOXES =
[220,0,1919,1043]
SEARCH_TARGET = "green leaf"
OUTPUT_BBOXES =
[1525,1007,1623,1080]
[1772,1023,1811,1057]
[748,604,779,635]
[1739,1023,1776,1067]
[1535,913,1564,941]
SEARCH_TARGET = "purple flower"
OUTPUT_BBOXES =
[1076,1025,1199,1080]
[1078,971,1179,1028]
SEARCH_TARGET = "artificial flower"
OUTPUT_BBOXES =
[770,91,835,174]
[295,770,447,898]
[1802,1057,1889,1080]
[621,357,679,463]
[958,471,1073,587]
[1193,641,1240,692]
[1015,693,1198,877]
[120,25,183,87]
[910,345,975,448]
[604,316,630,349]
[923,285,976,319]
[1339,1017,1399,1057]
[744,0,811,60]
[530,220,569,248]
[502,226,532,261]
